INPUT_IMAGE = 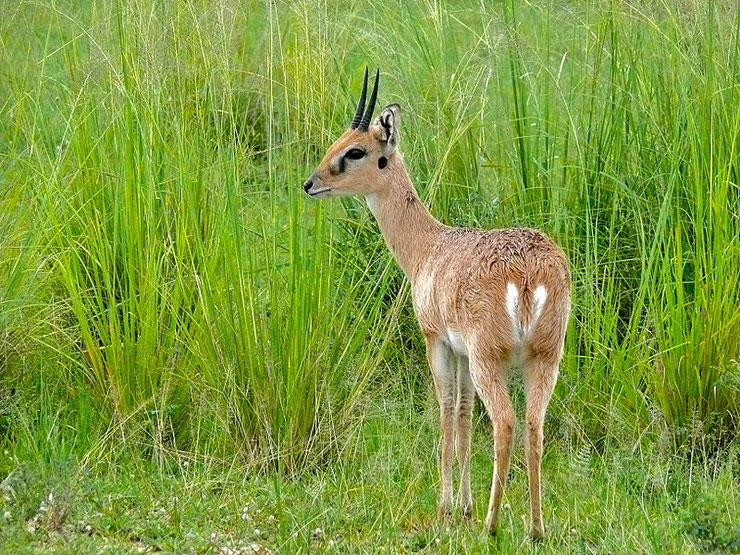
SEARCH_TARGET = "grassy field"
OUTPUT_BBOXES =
[1,0,739,552]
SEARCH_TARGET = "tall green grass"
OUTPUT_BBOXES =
[1,0,738,468]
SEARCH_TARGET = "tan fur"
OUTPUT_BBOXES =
[305,102,570,539]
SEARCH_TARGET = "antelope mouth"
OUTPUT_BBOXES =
[307,188,332,197]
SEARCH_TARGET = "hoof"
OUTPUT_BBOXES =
[461,505,473,520]
[437,505,453,520]
[485,517,498,537]
[530,526,545,541]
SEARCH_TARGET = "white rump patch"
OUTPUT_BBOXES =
[531,285,548,323]
[506,283,520,338]
[506,283,519,321]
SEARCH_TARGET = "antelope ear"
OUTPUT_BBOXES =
[371,104,401,154]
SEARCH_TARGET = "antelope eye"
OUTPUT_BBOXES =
[345,148,366,160]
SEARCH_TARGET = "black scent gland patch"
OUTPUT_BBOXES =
[378,156,388,169]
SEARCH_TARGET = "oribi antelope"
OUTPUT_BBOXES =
[303,69,571,539]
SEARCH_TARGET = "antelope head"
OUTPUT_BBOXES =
[303,68,401,198]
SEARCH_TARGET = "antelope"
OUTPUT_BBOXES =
[303,69,571,539]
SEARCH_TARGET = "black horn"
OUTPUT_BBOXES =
[358,69,379,131]
[350,67,369,129]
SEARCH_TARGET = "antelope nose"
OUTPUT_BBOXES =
[303,178,313,193]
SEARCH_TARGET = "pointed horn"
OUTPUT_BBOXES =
[350,67,369,129]
[358,69,379,131]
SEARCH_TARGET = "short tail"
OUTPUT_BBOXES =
[505,281,548,341]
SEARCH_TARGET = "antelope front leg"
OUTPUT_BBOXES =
[425,334,456,518]
[456,355,475,519]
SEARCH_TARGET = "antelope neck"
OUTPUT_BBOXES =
[365,157,445,277]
